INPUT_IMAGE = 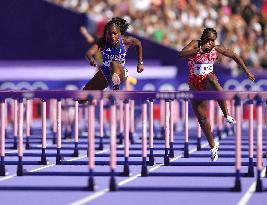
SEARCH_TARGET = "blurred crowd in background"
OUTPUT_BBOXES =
[47,0,267,74]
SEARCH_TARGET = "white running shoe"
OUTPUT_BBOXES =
[226,115,236,124]
[210,141,219,162]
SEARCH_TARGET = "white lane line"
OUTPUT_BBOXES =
[69,142,210,205]
[0,144,123,181]
[0,175,16,182]
[5,150,18,154]
[236,167,266,205]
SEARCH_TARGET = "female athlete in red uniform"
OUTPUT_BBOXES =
[178,28,255,161]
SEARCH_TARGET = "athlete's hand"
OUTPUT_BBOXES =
[89,58,97,67]
[137,64,144,73]
[246,72,255,81]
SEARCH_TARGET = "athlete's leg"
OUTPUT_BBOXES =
[79,71,108,104]
[205,73,229,118]
[191,99,216,149]
[83,70,108,90]
[110,62,127,90]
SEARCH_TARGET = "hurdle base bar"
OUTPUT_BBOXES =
[197,137,201,151]
[164,148,170,166]
[26,136,31,149]
[169,142,174,158]
[141,157,148,177]
[232,170,241,192]
[246,157,254,177]
[184,142,189,158]
[97,137,104,150]
[0,157,7,176]
[117,133,124,145]
[109,169,117,191]
[56,148,64,165]
[129,132,135,144]
[39,148,48,165]
[255,170,263,192]
[13,136,17,149]
[17,156,24,176]
[86,169,95,191]
[72,142,79,157]
[121,157,130,176]
[149,148,155,166]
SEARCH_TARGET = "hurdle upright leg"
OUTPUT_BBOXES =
[164,99,170,165]
[17,98,24,176]
[13,99,18,149]
[72,100,79,157]
[169,100,175,158]
[184,99,189,158]
[51,99,57,144]
[129,100,135,144]
[87,97,95,191]
[122,99,130,176]
[56,99,64,164]
[98,98,104,150]
[148,99,155,165]
[233,96,241,191]
[255,96,263,192]
[0,99,7,176]
[25,99,31,149]
[109,96,117,191]
[117,100,124,144]
[247,99,254,177]
[141,100,148,176]
[159,99,165,139]
[40,100,48,165]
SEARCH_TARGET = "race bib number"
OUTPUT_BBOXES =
[193,63,213,75]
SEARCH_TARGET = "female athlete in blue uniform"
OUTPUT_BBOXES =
[82,17,144,91]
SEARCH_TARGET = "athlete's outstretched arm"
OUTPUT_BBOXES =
[85,44,99,67]
[123,36,144,73]
[80,26,95,45]
[178,40,200,58]
[215,45,255,81]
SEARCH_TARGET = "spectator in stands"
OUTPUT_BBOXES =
[48,0,267,72]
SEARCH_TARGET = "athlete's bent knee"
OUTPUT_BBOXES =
[112,73,120,85]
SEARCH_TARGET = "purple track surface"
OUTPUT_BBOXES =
[0,126,266,205]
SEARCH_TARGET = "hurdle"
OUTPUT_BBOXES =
[0,90,266,193]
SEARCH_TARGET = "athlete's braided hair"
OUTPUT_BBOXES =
[200,28,217,41]
[97,17,130,48]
